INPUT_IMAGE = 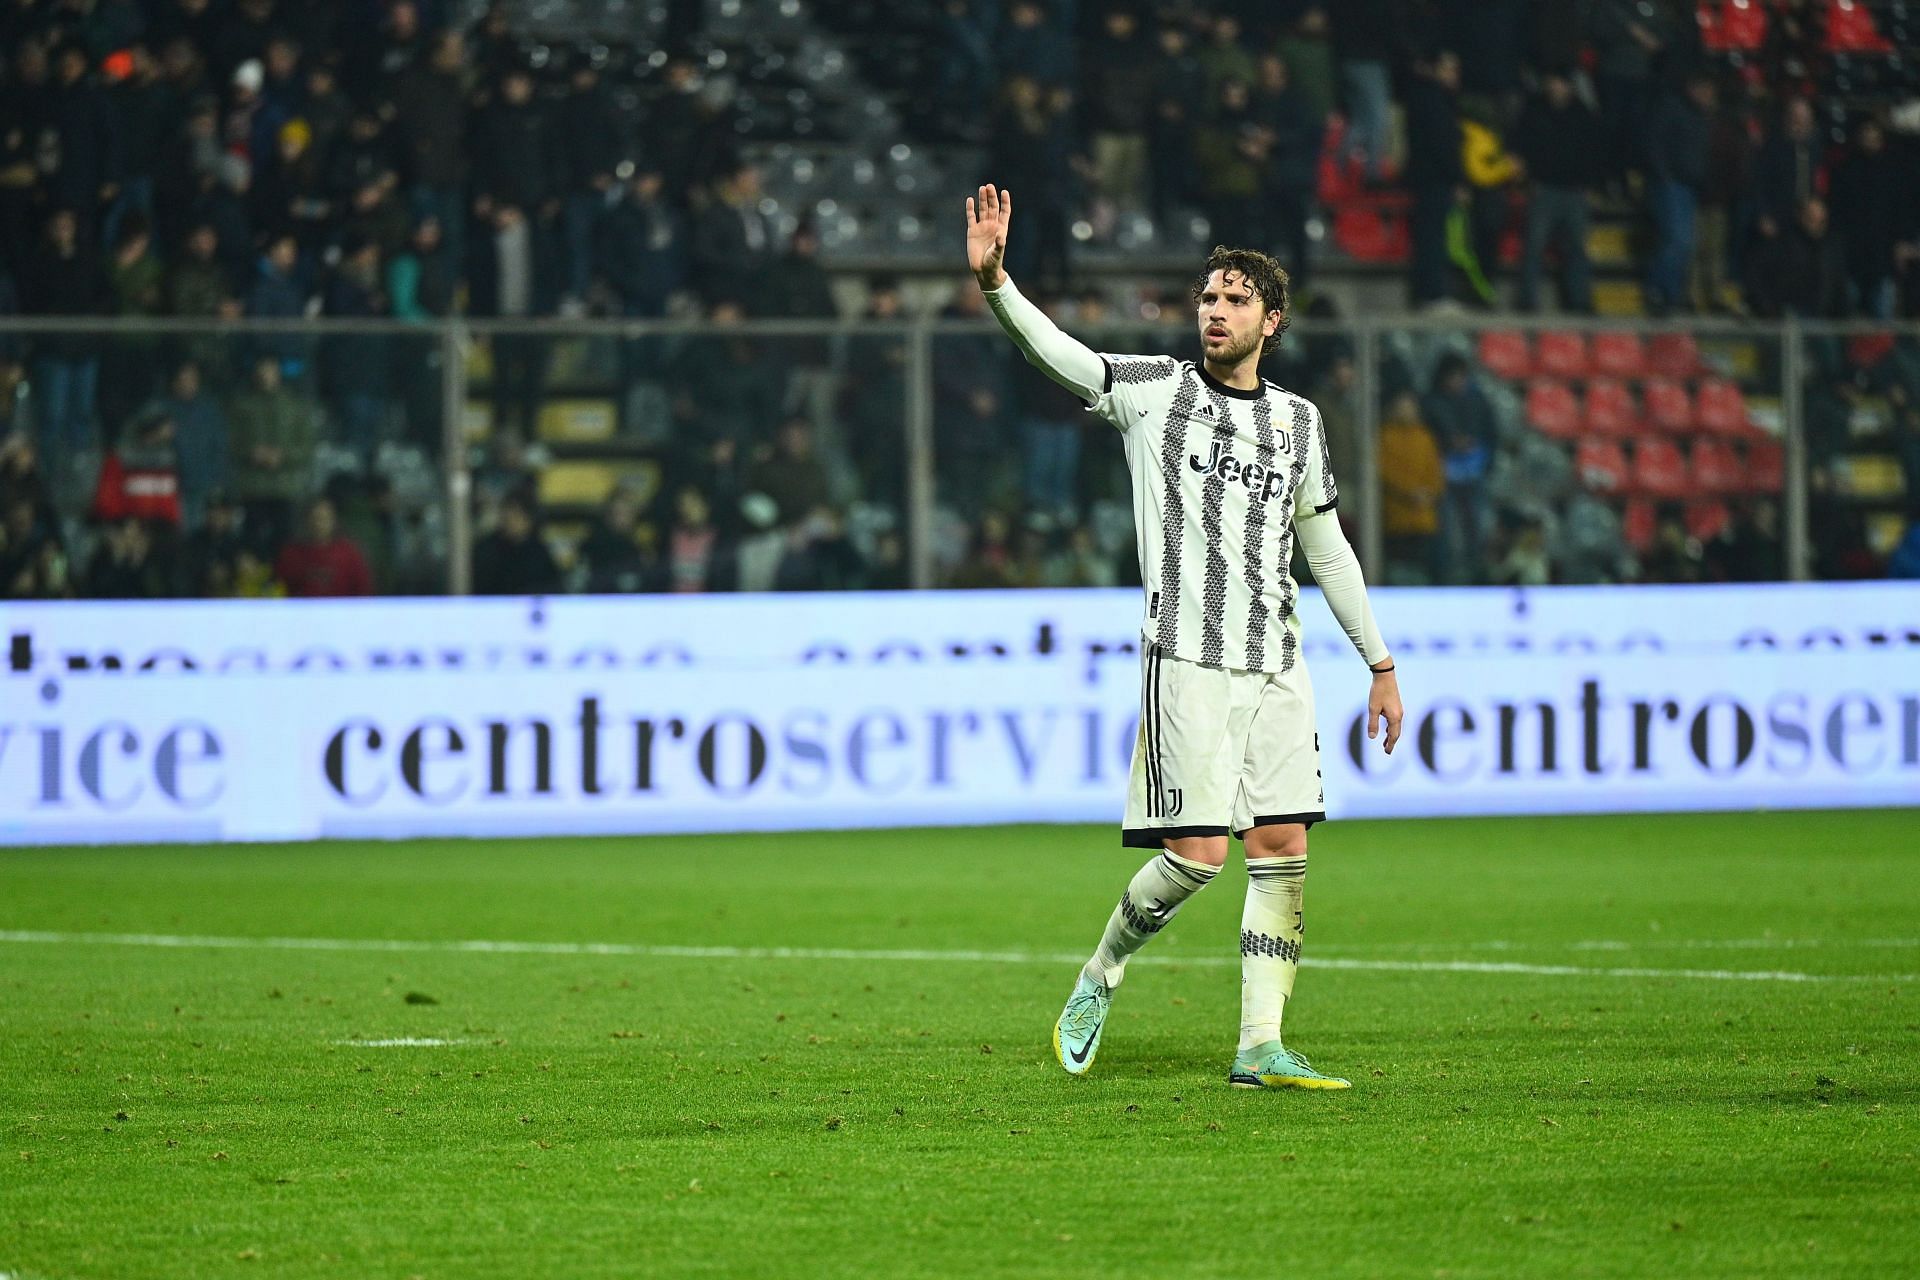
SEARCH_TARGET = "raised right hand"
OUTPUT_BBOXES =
[965,183,1011,290]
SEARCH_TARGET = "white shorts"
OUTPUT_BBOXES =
[1123,643,1325,848]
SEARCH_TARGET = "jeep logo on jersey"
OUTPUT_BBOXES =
[1187,439,1292,501]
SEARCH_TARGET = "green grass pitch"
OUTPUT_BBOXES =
[2,810,1916,1279]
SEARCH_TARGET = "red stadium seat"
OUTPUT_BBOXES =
[1535,331,1590,379]
[1525,377,1581,438]
[1826,0,1892,52]
[1648,333,1705,379]
[1575,439,1631,493]
[1643,377,1694,433]
[1690,438,1745,493]
[1694,377,1749,434]
[1622,498,1657,553]
[1687,500,1731,542]
[1582,377,1639,435]
[1478,330,1532,381]
[1591,332,1647,379]
[1700,0,1768,51]
[1847,334,1895,370]
[1745,439,1785,492]
[1632,436,1692,500]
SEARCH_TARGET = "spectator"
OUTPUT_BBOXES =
[176,487,246,594]
[1047,523,1118,587]
[275,495,373,596]
[389,217,455,320]
[1193,79,1264,248]
[244,231,310,375]
[1752,97,1824,245]
[106,44,171,248]
[0,437,68,597]
[1196,14,1256,104]
[1082,8,1153,223]
[1251,53,1320,287]
[1018,298,1090,522]
[664,485,733,593]
[1829,118,1907,319]
[46,43,122,235]
[472,489,560,595]
[1490,516,1552,586]
[1379,390,1444,583]
[472,66,555,223]
[83,515,169,597]
[997,0,1073,89]
[324,106,400,234]
[748,416,833,529]
[934,283,1013,516]
[1644,74,1714,316]
[300,60,351,160]
[1589,0,1675,188]
[1403,52,1464,308]
[691,162,773,309]
[774,507,866,592]
[1275,7,1337,134]
[1422,354,1495,581]
[596,166,687,319]
[667,300,785,460]
[1744,196,1845,318]
[251,119,330,247]
[1309,354,1362,527]
[947,509,1015,588]
[472,204,552,432]
[1513,70,1599,313]
[390,29,471,272]
[1147,22,1204,223]
[576,488,657,593]
[166,220,234,317]
[1331,0,1395,182]
[152,92,221,250]
[145,359,228,525]
[988,78,1077,292]
[92,407,182,528]
[321,234,393,460]
[555,60,624,310]
[22,208,111,483]
[1695,75,1757,315]
[100,214,167,432]
[1640,504,1706,583]
[227,352,317,552]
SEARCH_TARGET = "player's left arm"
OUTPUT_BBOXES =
[1293,400,1401,753]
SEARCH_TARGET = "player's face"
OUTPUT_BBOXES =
[1195,270,1276,366]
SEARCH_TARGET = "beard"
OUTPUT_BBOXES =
[1203,327,1263,366]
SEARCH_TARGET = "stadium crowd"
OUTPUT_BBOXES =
[2,0,1919,600]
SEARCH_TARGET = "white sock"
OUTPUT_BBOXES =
[1084,850,1219,988]
[1239,856,1307,1053]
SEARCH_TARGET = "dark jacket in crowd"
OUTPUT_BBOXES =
[1513,93,1603,189]
[389,62,470,189]
[594,192,687,314]
[472,527,562,595]
[1828,144,1910,283]
[1745,222,1847,318]
[1646,91,1709,190]
[1753,128,1824,229]
[46,73,122,207]
[1084,27,1155,134]
[471,97,558,210]
[1402,75,1463,190]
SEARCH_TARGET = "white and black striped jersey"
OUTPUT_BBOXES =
[1090,354,1339,675]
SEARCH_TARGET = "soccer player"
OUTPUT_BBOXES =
[965,184,1404,1089]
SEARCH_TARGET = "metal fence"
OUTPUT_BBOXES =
[2,314,1914,597]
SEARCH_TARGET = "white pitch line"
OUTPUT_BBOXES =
[0,928,1913,985]
[335,1037,469,1048]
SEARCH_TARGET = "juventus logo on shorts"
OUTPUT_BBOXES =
[1162,786,1184,817]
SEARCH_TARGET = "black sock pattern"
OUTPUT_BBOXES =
[1158,852,1218,890]
[1121,891,1173,935]
[1240,929,1301,963]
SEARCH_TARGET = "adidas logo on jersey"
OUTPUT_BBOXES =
[1188,438,1293,501]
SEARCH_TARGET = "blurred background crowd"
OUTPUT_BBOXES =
[2,0,1919,602]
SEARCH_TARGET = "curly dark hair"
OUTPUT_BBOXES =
[1188,246,1292,357]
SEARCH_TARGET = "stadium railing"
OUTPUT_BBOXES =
[1,315,1913,595]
